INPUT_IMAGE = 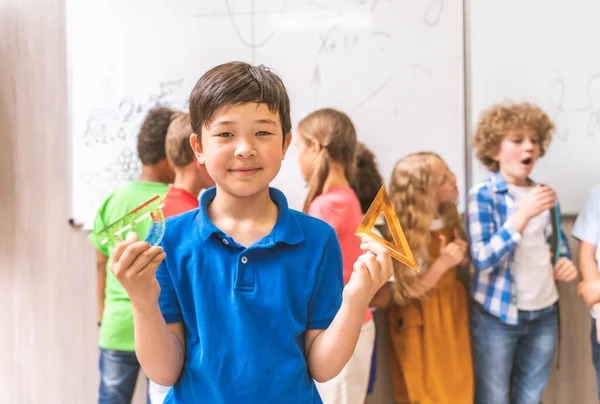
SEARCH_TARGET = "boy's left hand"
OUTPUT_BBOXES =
[553,257,578,282]
[343,236,394,307]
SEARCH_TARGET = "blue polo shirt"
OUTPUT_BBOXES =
[156,187,344,404]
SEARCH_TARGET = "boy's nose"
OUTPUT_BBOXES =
[235,140,257,158]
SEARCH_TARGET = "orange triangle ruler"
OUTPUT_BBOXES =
[355,185,419,272]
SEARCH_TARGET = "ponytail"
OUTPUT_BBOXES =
[302,148,330,213]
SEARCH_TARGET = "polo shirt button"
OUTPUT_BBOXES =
[222,239,229,245]
[241,256,248,264]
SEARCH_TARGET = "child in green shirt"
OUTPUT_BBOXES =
[88,107,176,404]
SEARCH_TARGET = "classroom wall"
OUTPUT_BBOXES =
[0,0,596,403]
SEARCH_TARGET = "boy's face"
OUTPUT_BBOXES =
[493,127,540,185]
[191,102,292,198]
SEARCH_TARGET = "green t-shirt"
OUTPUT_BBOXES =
[88,181,169,351]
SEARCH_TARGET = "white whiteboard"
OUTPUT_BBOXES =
[468,0,600,214]
[67,0,465,228]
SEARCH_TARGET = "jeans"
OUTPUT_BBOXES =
[98,348,149,404]
[471,302,558,404]
[591,318,600,402]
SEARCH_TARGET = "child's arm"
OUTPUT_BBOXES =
[578,241,600,306]
[305,237,392,382]
[419,231,468,291]
[573,187,600,302]
[467,184,555,271]
[110,233,186,386]
[95,249,108,325]
[369,282,393,308]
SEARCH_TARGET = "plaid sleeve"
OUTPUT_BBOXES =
[467,184,521,272]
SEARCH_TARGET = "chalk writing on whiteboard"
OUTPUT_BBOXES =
[306,1,330,10]
[309,64,321,107]
[548,76,600,139]
[81,148,141,186]
[424,0,444,27]
[354,64,433,108]
[358,0,379,12]
[548,78,569,140]
[318,25,359,54]
[195,1,287,64]
[83,79,185,147]
[572,74,600,113]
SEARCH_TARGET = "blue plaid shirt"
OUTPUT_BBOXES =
[466,172,571,325]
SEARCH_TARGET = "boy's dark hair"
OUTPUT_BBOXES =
[189,62,291,140]
[166,113,195,168]
[351,142,384,213]
[137,107,176,165]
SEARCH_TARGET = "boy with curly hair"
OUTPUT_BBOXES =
[467,102,577,404]
[89,107,176,404]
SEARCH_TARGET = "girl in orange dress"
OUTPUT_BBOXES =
[385,152,473,404]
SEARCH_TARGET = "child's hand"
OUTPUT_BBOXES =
[518,185,557,220]
[343,237,393,308]
[578,279,600,306]
[553,257,577,282]
[110,232,166,310]
[437,232,467,271]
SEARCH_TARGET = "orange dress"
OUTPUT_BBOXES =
[387,226,473,404]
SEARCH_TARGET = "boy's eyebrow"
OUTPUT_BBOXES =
[212,120,236,127]
[211,118,278,127]
[255,118,278,125]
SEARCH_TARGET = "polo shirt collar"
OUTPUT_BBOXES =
[196,186,304,246]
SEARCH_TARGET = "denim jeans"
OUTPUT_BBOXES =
[98,348,149,404]
[471,302,558,404]
[590,318,600,402]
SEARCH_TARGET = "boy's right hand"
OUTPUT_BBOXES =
[110,232,166,310]
[437,232,467,270]
[519,185,557,219]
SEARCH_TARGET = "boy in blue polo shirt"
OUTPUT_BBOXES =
[108,61,393,403]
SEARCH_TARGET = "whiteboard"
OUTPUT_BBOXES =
[67,0,465,228]
[468,0,600,214]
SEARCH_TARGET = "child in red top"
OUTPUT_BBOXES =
[149,112,214,404]
[162,113,214,218]
[296,108,375,404]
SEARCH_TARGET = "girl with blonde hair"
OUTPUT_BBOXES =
[386,152,473,404]
[296,108,376,404]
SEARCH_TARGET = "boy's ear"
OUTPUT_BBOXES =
[281,131,293,159]
[190,133,205,164]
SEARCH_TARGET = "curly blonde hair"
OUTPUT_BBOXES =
[388,152,463,304]
[473,101,555,172]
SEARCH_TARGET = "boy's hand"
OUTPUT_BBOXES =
[437,230,468,271]
[578,279,600,306]
[110,232,166,311]
[518,185,557,220]
[553,257,577,282]
[343,237,393,308]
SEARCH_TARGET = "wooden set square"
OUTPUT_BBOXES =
[355,185,419,272]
